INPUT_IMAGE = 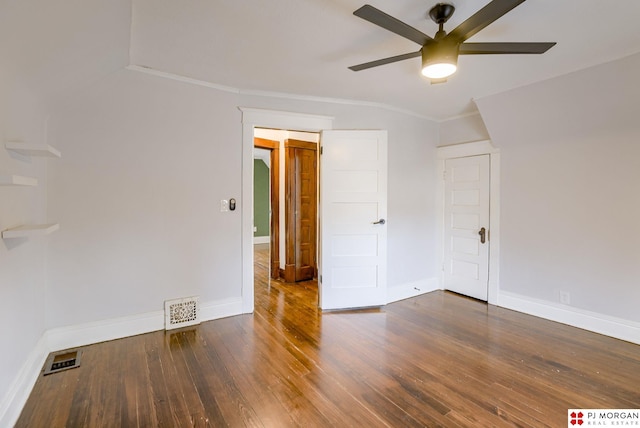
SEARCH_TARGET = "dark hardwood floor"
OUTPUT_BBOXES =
[16,244,640,427]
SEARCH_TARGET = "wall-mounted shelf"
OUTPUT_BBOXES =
[0,174,38,186]
[5,142,61,158]
[2,223,59,239]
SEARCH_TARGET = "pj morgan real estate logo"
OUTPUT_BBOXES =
[568,409,640,426]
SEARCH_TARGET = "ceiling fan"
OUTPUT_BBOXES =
[349,0,556,82]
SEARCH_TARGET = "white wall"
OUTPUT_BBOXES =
[476,52,640,324]
[0,71,50,426]
[0,1,132,423]
[439,112,490,146]
[44,69,440,331]
[47,69,243,327]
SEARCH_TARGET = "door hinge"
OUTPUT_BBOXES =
[319,275,322,283]
[320,146,323,155]
[443,169,447,180]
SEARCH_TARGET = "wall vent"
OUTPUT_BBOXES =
[165,296,200,330]
[43,349,82,376]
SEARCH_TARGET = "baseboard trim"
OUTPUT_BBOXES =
[0,335,49,428]
[253,236,269,244]
[45,310,165,352]
[200,297,243,322]
[498,291,640,345]
[0,296,244,427]
[387,278,441,304]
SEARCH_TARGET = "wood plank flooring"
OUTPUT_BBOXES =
[16,245,640,427]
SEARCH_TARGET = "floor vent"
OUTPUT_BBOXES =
[165,296,200,330]
[43,349,82,376]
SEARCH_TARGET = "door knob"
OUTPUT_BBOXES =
[372,219,386,225]
[479,227,486,244]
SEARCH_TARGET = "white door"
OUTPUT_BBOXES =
[319,130,387,310]
[443,155,490,300]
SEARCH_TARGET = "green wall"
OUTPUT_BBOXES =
[253,159,269,237]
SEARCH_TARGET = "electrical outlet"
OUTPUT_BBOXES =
[559,291,571,305]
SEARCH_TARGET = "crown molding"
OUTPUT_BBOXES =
[126,64,438,122]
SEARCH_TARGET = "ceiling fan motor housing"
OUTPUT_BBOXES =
[422,39,459,68]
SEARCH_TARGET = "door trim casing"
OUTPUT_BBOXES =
[254,137,280,280]
[240,108,334,313]
[437,140,500,305]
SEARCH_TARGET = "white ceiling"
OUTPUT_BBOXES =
[129,0,640,121]
[5,1,640,121]
[1,0,131,106]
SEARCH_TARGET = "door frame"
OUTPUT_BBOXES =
[437,140,500,305]
[254,137,280,280]
[240,108,334,313]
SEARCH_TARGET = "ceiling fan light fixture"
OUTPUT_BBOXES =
[421,41,459,79]
[422,62,457,79]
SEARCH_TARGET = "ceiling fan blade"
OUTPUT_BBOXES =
[348,50,421,71]
[354,5,433,46]
[447,0,526,43]
[459,42,556,54]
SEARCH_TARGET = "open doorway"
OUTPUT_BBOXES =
[253,128,320,295]
[240,108,333,314]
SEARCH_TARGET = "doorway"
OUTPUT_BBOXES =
[242,109,390,314]
[241,110,333,313]
[253,129,320,289]
[442,154,490,301]
[437,140,501,305]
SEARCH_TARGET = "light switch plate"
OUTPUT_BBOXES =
[220,199,229,212]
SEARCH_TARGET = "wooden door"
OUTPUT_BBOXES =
[319,130,388,310]
[443,155,490,300]
[284,139,317,282]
